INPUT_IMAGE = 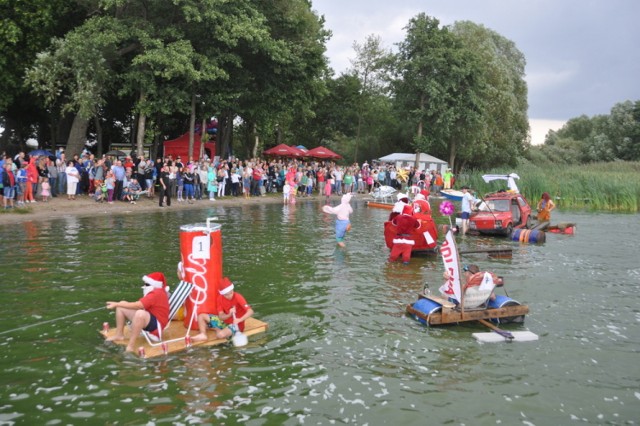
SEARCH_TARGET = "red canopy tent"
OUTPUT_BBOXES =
[288,145,307,158]
[306,146,342,160]
[163,132,215,161]
[263,143,300,157]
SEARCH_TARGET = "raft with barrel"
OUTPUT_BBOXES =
[406,293,529,326]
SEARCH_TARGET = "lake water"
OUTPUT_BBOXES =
[0,198,638,425]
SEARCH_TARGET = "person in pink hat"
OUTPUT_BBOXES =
[105,272,170,352]
[192,277,254,342]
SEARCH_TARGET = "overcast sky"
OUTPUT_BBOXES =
[312,0,640,145]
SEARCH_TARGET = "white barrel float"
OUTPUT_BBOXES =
[179,218,223,329]
[511,228,546,244]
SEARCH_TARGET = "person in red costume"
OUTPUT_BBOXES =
[192,277,254,342]
[389,205,421,264]
[105,272,170,352]
[412,189,431,216]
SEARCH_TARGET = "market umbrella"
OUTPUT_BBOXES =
[306,146,342,160]
[28,149,54,158]
[288,145,306,157]
[263,143,299,157]
[105,149,127,157]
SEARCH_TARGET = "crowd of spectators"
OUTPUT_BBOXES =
[1,148,450,209]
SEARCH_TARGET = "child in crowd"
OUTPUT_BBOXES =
[324,177,333,204]
[40,177,51,202]
[94,183,105,202]
[283,181,291,204]
[105,170,115,204]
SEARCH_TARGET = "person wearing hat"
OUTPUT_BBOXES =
[388,192,412,221]
[460,186,478,236]
[389,204,421,264]
[192,277,254,342]
[105,272,170,352]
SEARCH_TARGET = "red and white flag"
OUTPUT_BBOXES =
[438,230,462,303]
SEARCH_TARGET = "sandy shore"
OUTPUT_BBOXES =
[0,192,313,226]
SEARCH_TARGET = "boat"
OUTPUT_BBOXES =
[366,200,394,210]
[533,221,576,235]
[441,189,464,201]
[100,218,268,358]
[383,212,439,253]
[101,317,268,358]
[369,185,397,203]
[406,229,536,342]
[406,293,528,326]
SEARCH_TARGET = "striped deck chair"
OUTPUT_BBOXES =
[142,280,193,346]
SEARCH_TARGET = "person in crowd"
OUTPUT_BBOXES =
[182,166,195,203]
[15,162,27,207]
[40,177,51,202]
[207,165,218,201]
[158,163,172,207]
[192,277,254,342]
[2,163,16,209]
[105,272,170,353]
[65,160,80,200]
[111,159,125,201]
[47,157,58,198]
[443,168,453,190]
[105,170,115,204]
[536,192,556,222]
[283,181,291,204]
[25,157,38,203]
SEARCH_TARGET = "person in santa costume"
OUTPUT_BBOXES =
[106,272,170,352]
[389,205,421,264]
[192,277,254,342]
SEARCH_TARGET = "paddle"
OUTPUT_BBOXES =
[231,312,248,347]
[477,319,514,341]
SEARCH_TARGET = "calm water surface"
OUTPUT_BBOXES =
[0,198,638,425]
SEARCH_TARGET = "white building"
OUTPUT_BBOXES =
[378,152,449,174]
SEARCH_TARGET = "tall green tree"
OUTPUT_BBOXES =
[392,14,485,171]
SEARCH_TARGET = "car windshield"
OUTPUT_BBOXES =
[487,199,510,212]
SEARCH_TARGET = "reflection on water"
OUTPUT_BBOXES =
[0,201,638,424]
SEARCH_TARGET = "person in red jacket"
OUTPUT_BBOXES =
[105,272,170,353]
[193,277,254,342]
[389,205,421,264]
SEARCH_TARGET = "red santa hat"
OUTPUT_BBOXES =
[142,272,166,289]
[219,277,235,295]
[402,204,414,215]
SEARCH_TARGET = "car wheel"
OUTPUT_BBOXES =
[505,223,513,237]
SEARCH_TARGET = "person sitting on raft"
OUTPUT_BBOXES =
[192,277,254,342]
[440,264,504,305]
[105,272,170,352]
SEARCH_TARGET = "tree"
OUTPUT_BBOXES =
[348,34,392,162]
[392,14,486,171]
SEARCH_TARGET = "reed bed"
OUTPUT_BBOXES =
[454,161,640,213]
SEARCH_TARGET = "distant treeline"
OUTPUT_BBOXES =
[525,100,640,165]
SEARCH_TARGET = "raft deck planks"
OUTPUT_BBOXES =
[406,302,529,326]
[100,317,268,358]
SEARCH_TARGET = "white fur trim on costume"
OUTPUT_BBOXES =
[393,238,415,245]
[143,275,163,288]
[219,283,235,295]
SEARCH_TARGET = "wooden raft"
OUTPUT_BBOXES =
[100,317,268,358]
[406,294,529,326]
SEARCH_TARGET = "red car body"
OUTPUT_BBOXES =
[469,191,533,236]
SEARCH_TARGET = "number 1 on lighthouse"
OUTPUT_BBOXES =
[192,236,210,259]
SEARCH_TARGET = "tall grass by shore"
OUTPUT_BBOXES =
[455,161,640,213]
